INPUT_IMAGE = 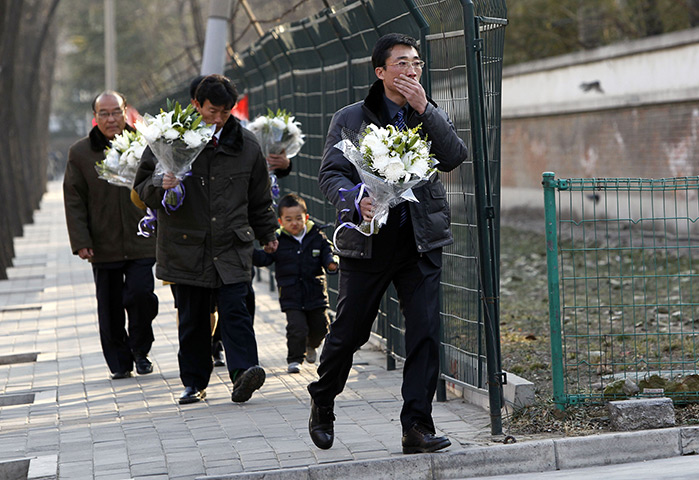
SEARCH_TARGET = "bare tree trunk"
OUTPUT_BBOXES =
[578,0,604,49]
[638,0,663,36]
[189,0,206,50]
[688,0,699,27]
[0,0,59,278]
[0,0,24,278]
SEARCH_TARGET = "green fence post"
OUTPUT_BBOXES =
[462,0,503,436]
[543,172,566,410]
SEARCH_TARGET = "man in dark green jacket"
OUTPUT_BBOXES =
[134,74,278,405]
[63,91,159,380]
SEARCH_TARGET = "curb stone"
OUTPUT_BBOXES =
[197,426,699,479]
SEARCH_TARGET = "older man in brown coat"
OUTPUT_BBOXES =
[63,91,159,380]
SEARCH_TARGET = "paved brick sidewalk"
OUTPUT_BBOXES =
[0,181,493,479]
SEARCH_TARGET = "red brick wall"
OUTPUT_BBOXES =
[501,102,699,188]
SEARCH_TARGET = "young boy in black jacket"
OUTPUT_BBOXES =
[254,193,338,373]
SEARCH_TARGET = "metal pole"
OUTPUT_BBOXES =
[461,0,503,436]
[200,0,232,75]
[402,0,431,94]
[104,0,117,90]
[543,172,566,411]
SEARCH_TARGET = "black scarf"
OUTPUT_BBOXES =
[88,123,136,152]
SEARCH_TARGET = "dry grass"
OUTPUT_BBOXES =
[497,218,699,435]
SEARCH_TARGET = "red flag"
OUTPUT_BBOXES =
[231,94,249,121]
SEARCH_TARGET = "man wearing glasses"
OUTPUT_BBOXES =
[63,91,159,380]
[309,33,469,454]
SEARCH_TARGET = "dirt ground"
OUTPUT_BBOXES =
[498,208,699,436]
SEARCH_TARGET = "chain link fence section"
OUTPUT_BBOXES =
[544,173,699,409]
[140,0,508,429]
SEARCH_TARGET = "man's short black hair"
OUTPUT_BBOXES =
[194,74,238,109]
[277,193,307,217]
[372,33,420,70]
[189,75,206,101]
[92,90,127,112]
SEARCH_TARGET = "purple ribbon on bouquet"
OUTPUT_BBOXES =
[137,207,157,238]
[161,171,192,214]
[270,172,280,205]
[333,182,377,249]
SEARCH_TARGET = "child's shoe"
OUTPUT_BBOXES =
[305,347,317,364]
[287,362,301,374]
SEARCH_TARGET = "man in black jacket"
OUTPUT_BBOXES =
[308,33,469,454]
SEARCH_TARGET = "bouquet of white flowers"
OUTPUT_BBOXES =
[246,108,305,158]
[135,99,214,212]
[334,123,437,239]
[95,130,147,188]
[246,109,305,204]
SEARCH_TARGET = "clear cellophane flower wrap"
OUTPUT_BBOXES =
[135,99,214,213]
[246,108,305,204]
[95,129,148,189]
[332,123,438,245]
[246,108,305,158]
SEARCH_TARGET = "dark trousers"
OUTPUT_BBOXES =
[175,282,259,390]
[92,258,158,373]
[285,308,329,364]
[307,241,442,433]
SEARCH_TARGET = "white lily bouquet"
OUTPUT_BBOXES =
[246,108,305,203]
[334,123,437,238]
[135,99,214,212]
[95,130,147,188]
[246,108,305,158]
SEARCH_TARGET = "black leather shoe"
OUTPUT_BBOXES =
[231,366,265,402]
[110,371,133,380]
[402,423,451,454]
[179,386,206,404]
[212,341,225,367]
[309,399,335,449]
[134,355,153,375]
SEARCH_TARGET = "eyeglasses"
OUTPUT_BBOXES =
[385,60,425,71]
[95,110,124,119]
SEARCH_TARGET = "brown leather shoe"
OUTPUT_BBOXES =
[309,399,335,449]
[401,423,451,454]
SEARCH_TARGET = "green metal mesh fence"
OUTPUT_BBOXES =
[139,0,508,405]
[544,173,699,408]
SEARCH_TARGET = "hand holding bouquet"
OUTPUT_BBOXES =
[334,123,437,239]
[135,99,214,212]
[95,130,147,188]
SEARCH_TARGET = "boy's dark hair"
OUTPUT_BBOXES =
[372,33,420,69]
[277,193,307,217]
[194,74,238,109]
[189,75,206,101]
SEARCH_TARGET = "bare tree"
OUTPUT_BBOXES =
[689,0,699,27]
[0,0,60,278]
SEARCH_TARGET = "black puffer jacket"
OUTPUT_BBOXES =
[318,80,469,259]
[133,116,277,287]
[253,221,337,311]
